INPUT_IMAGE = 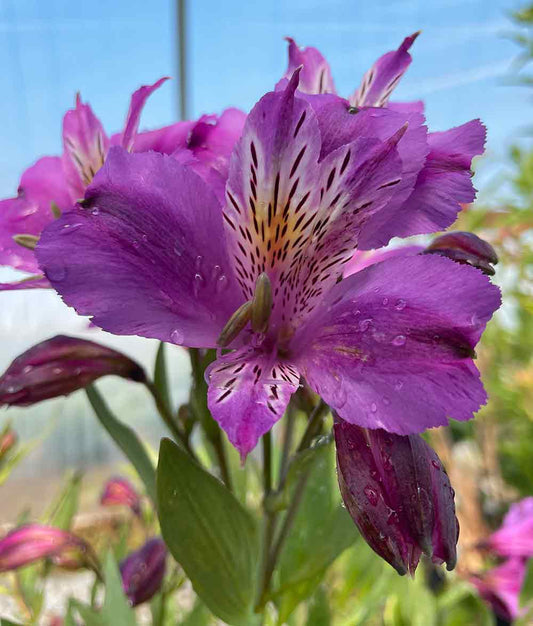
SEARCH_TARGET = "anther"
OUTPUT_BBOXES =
[217,301,253,348]
[251,272,273,334]
[13,234,39,251]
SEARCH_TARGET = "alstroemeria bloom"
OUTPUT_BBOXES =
[471,558,528,622]
[100,476,142,516]
[37,54,500,458]
[487,497,533,558]
[0,79,245,291]
[0,524,96,572]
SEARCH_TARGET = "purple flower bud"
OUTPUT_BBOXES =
[334,419,459,575]
[120,538,167,606]
[424,231,498,276]
[0,524,93,572]
[100,476,141,516]
[0,335,146,407]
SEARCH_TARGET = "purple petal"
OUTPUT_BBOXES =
[123,120,196,154]
[282,37,336,94]
[101,476,142,514]
[292,254,501,434]
[36,148,243,348]
[206,348,300,459]
[488,498,533,558]
[470,558,526,621]
[0,157,72,274]
[503,497,533,528]
[62,95,109,198]
[350,33,419,108]
[120,538,166,606]
[121,77,169,152]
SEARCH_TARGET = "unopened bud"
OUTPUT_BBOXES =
[0,426,17,459]
[334,418,458,576]
[217,301,252,347]
[0,335,146,407]
[120,538,167,606]
[13,234,39,251]
[100,476,141,516]
[251,272,273,334]
[424,231,498,276]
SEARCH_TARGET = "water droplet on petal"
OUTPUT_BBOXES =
[359,318,372,332]
[22,365,33,374]
[211,265,222,281]
[387,510,400,526]
[52,367,63,375]
[431,460,441,470]
[394,380,404,391]
[432,334,440,344]
[364,486,379,506]
[170,329,184,344]
[141,234,148,243]
[195,255,203,271]
[383,396,390,406]
[395,299,406,311]
[193,273,205,297]
[132,239,140,249]
[392,334,406,347]
[382,297,389,306]
[216,275,228,293]
[370,402,377,413]
[91,207,100,216]
[61,223,83,235]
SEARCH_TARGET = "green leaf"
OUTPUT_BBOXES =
[520,557,533,608]
[86,384,156,503]
[70,600,106,626]
[1,619,24,626]
[306,586,331,626]
[101,551,137,626]
[154,341,172,415]
[157,438,260,625]
[44,471,82,530]
[181,599,212,626]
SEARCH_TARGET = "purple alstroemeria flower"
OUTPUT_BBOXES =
[486,497,533,559]
[120,538,167,606]
[0,524,94,572]
[37,44,500,459]
[334,418,458,575]
[0,80,245,291]
[0,335,145,407]
[100,476,142,516]
[471,558,528,622]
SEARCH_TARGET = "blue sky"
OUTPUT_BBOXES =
[0,0,528,197]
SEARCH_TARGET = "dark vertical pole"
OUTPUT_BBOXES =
[176,0,188,121]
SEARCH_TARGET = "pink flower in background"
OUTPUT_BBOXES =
[488,497,533,558]
[0,78,245,291]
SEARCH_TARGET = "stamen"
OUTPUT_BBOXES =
[50,202,62,218]
[13,234,39,251]
[251,272,272,334]
[217,300,252,347]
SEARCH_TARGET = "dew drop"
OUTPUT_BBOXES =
[91,207,100,216]
[364,486,379,506]
[216,275,228,293]
[170,329,184,344]
[195,255,203,271]
[22,365,33,374]
[432,334,440,344]
[431,460,440,470]
[193,273,205,298]
[392,334,406,347]
[211,265,222,281]
[47,264,67,282]
[141,234,148,243]
[394,380,404,391]
[383,396,390,406]
[382,297,389,306]
[359,318,372,332]
[387,511,400,526]
[132,239,140,249]
[60,223,82,235]
[52,367,63,375]
[370,402,377,413]
[395,299,406,311]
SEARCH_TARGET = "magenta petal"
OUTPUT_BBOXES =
[282,37,336,95]
[471,558,526,621]
[121,77,170,152]
[206,348,300,459]
[0,157,71,274]
[123,120,195,154]
[350,33,419,108]
[62,96,109,198]
[36,148,244,347]
[293,254,501,434]
[344,245,422,278]
[488,498,533,558]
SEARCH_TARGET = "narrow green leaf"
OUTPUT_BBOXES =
[101,551,137,626]
[86,384,156,503]
[70,599,106,626]
[157,438,260,625]
[181,599,212,626]
[1,619,24,626]
[154,341,172,415]
[44,471,82,530]
[306,586,331,626]
[520,557,533,608]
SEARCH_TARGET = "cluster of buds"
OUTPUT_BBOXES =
[334,418,458,575]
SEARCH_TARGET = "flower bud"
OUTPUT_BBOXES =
[334,419,458,575]
[424,231,498,275]
[0,335,146,407]
[100,476,141,516]
[119,538,167,606]
[0,524,94,572]
[0,425,17,460]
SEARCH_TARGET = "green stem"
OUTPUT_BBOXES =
[296,399,329,453]
[144,380,194,456]
[260,431,276,603]
[278,405,296,485]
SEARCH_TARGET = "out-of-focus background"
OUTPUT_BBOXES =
[0,0,531,533]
